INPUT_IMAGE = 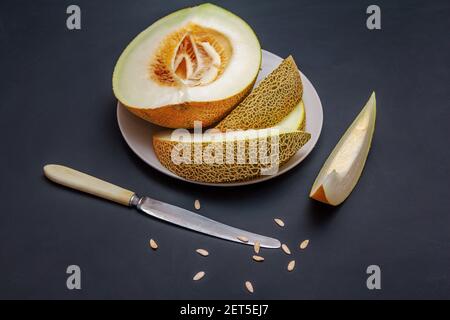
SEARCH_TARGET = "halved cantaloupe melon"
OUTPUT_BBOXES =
[310,92,376,205]
[113,3,261,128]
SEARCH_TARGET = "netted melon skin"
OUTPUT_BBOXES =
[215,56,303,131]
[153,131,311,183]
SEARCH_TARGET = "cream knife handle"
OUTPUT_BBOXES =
[43,164,136,206]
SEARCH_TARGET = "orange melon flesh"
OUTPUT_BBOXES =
[310,92,376,206]
[311,185,328,204]
[113,3,261,128]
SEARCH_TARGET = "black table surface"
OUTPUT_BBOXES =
[1,0,449,299]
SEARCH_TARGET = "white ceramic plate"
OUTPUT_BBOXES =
[117,50,323,186]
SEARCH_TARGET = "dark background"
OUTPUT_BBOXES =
[0,0,449,299]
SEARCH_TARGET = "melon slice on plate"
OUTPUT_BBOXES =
[277,100,305,131]
[310,92,376,206]
[215,56,303,131]
[113,3,261,128]
[153,101,310,183]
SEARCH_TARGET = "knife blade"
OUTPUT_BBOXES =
[135,196,281,248]
[44,165,281,249]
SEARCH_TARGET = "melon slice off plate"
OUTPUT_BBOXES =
[310,92,376,205]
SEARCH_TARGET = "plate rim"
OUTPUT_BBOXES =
[117,49,323,187]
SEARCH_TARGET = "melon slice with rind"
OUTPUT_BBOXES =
[153,129,310,183]
[215,55,303,131]
[153,101,310,183]
[310,92,376,206]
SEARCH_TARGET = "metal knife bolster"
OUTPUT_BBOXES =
[129,194,141,207]
[132,196,281,249]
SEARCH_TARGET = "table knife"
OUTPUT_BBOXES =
[43,164,281,249]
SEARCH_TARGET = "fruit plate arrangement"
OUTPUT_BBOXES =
[117,50,323,186]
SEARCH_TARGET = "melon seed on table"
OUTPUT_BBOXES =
[148,212,312,292]
[196,249,209,257]
[149,239,158,250]
[274,218,285,227]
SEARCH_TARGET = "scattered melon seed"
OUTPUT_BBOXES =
[237,236,249,243]
[287,260,296,271]
[193,271,205,281]
[252,255,265,262]
[194,199,201,210]
[300,239,310,250]
[274,218,285,227]
[196,249,209,257]
[149,239,158,250]
[254,241,261,254]
[281,244,291,255]
[245,281,254,293]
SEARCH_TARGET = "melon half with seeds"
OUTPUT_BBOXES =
[113,3,261,128]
